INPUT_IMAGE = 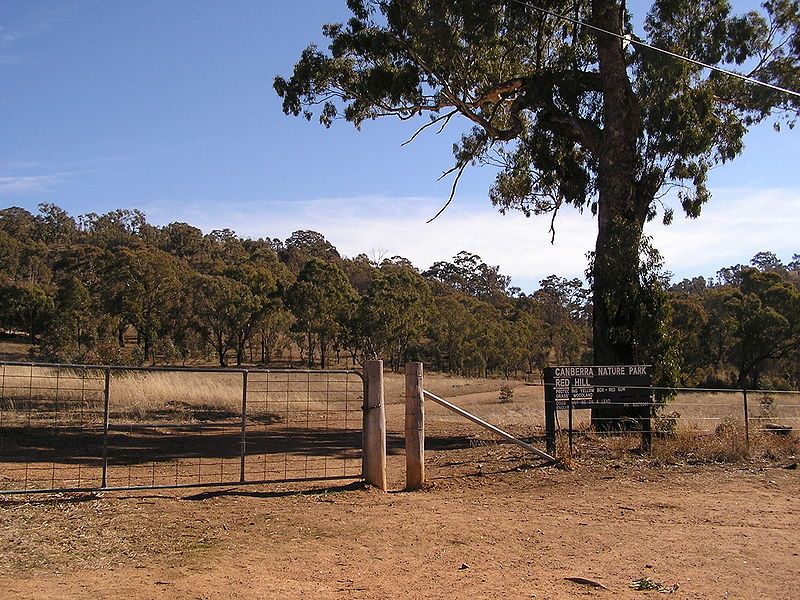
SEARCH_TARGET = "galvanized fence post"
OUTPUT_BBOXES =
[240,370,248,484]
[101,367,110,488]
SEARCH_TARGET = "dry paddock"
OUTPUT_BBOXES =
[1,424,798,600]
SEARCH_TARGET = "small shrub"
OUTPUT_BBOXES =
[87,341,123,365]
[710,417,748,461]
[653,410,681,437]
[498,384,514,403]
[715,416,741,436]
[128,346,147,366]
[555,432,577,467]
[758,394,776,419]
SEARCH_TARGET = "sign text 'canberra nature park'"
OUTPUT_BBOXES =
[544,365,652,410]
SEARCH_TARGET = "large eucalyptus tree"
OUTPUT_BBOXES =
[276,0,799,403]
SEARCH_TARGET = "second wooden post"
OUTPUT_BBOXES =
[405,362,425,490]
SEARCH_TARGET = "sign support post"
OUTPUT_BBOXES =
[545,382,557,455]
[567,379,574,456]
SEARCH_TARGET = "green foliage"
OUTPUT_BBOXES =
[39,276,97,362]
[276,0,799,418]
[630,577,679,593]
[1,202,797,392]
[103,247,184,364]
[159,222,205,260]
[727,268,800,387]
[588,235,680,397]
[0,281,55,342]
[424,251,513,302]
[653,410,681,436]
[280,230,341,274]
[666,257,800,389]
[287,259,357,368]
[189,273,253,367]
[352,262,431,369]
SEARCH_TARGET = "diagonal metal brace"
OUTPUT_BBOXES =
[422,390,558,464]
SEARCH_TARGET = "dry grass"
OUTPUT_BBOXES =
[0,493,219,572]
[651,420,751,463]
[666,390,800,431]
[0,365,362,423]
[651,429,800,464]
[0,340,31,362]
[382,371,525,405]
[567,419,799,465]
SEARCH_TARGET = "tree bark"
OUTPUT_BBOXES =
[590,0,649,429]
[143,335,152,366]
[216,330,227,367]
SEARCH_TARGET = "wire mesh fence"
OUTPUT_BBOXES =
[0,362,364,494]
[548,384,800,460]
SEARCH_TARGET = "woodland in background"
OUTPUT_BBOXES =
[0,204,798,390]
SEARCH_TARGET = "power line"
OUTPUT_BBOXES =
[507,0,800,100]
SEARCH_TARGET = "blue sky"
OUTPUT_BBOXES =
[1,0,798,291]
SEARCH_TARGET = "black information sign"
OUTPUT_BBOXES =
[543,365,653,454]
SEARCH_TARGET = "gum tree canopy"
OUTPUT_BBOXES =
[276,0,799,371]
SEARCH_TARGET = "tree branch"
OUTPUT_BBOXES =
[428,160,469,223]
[401,109,458,146]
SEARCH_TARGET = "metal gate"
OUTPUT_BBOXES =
[0,362,365,494]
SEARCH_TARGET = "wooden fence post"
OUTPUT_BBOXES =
[363,360,387,491]
[405,362,425,490]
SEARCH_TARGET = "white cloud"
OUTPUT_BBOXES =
[0,160,41,170]
[0,9,64,66]
[648,188,800,278]
[0,160,113,195]
[0,174,62,194]
[0,54,23,65]
[0,14,59,49]
[170,195,596,290]
[304,196,596,286]
[147,186,800,293]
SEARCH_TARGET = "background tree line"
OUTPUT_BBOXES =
[0,204,798,389]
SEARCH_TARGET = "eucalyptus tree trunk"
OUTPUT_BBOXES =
[590,0,649,429]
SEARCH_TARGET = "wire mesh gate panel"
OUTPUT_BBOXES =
[0,362,364,494]
[0,363,106,492]
[243,371,362,482]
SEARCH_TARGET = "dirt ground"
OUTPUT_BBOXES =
[1,383,799,599]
